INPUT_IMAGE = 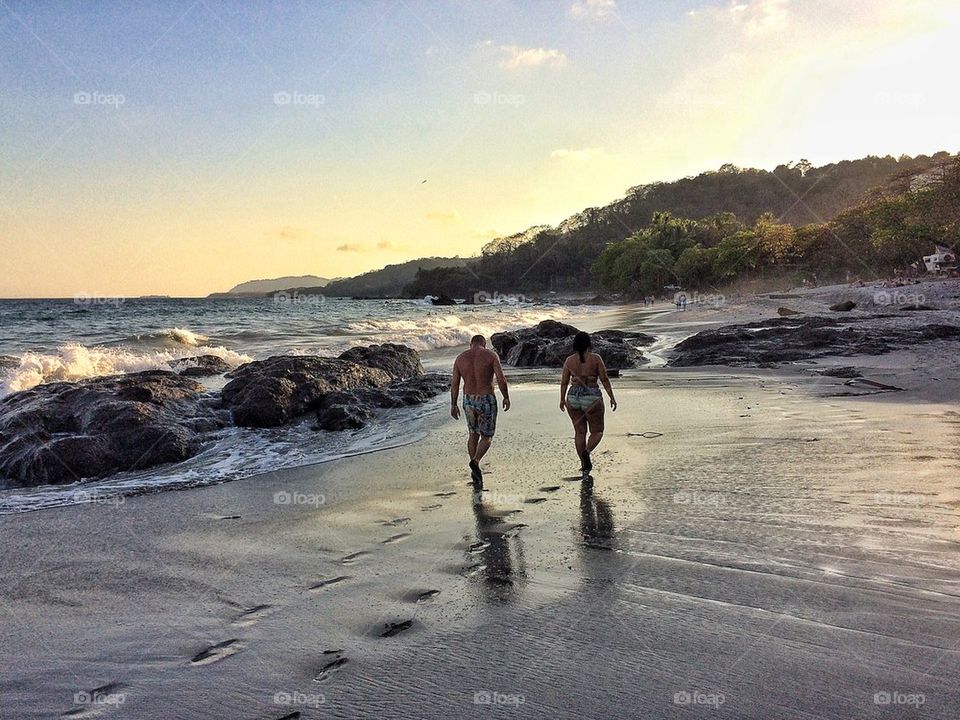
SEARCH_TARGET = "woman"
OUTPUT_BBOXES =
[560,331,617,476]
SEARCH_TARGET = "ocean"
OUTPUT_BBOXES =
[0,296,598,513]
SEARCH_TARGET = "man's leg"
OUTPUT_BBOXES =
[473,435,493,462]
[468,432,479,459]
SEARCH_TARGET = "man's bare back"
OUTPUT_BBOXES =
[454,347,499,395]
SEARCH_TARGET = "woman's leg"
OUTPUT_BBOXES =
[585,400,605,452]
[566,405,587,462]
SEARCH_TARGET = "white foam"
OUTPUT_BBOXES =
[0,343,251,397]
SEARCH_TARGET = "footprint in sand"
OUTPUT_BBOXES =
[314,653,349,682]
[382,533,411,544]
[434,491,457,498]
[415,589,440,603]
[539,485,561,492]
[523,497,547,504]
[380,517,411,527]
[340,551,370,565]
[273,713,301,720]
[380,619,415,638]
[231,604,273,627]
[421,504,442,511]
[468,540,491,554]
[191,639,244,666]
[461,563,487,578]
[62,682,127,717]
[308,576,351,591]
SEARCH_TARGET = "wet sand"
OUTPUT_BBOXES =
[2,366,960,719]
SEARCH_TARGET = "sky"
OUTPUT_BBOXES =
[1,0,958,297]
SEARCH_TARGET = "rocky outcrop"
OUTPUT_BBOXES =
[169,355,233,377]
[430,294,457,306]
[491,320,654,368]
[829,300,857,312]
[0,370,226,488]
[669,316,960,367]
[337,344,423,380]
[314,373,448,431]
[221,344,426,428]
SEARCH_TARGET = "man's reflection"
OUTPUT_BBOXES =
[469,491,527,603]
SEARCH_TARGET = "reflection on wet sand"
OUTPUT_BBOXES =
[580,482,616,551]
[469,491,528,602]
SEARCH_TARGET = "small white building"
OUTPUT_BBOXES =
[923,245,957,273]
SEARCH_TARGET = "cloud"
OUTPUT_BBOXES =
[550,146,606,162]
[480,42,568,70]
[687,0,791,37]
[336,243,365,252]
[426,210,462,224]
[266,225,305,240]
[472,228,502,240]
[570,0,617,20]
[377,240,401,250]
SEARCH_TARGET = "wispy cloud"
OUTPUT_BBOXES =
[479,41,569,70]
[570,0,618,21]
[377,240,402,250]
[336,242,365,252]
[687,0,792,37]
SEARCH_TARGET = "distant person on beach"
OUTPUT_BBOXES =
[451,335,510,485]
[560,331,617,477]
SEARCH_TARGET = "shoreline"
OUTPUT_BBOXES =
[3,371,960,718]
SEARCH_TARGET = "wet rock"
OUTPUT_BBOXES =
[829,300,857,312]
[669,316,960,367]
[901,303,935,311]
[0,356,18,370]
[430,294,457,306]
[170,355,232,377]
[491,320,654,368]
[777,307,801,316]
[221,356,392,428]
[314,374,448,431]
[817,366,863,379]
[337,344,424,381]
[0,370,225,488]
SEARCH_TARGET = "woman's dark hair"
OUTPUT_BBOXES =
[572,331,592,363]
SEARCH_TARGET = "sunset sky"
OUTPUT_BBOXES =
[2,0,958,297]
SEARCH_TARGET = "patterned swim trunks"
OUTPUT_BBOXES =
[463,394,498,437]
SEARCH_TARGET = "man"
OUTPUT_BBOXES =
[451,334,510,485]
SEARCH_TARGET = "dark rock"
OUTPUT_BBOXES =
[669,316,960,367]
[901,304,935,311]
[337,344,424,381]
[829,300,857,312]
[221,356,392,428]
[0,370,226,488]
[430,294,457,306]
[314,374,448,431]
[777,307,801,316]
[491,320,654,369]
[818,366,863,379]
[0,356,18,370]
[170,355,233,377]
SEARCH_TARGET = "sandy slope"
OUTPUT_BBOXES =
[2,366,959,719]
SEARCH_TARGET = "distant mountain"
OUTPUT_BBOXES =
[210,275,331,297]
[321,257,466,298]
